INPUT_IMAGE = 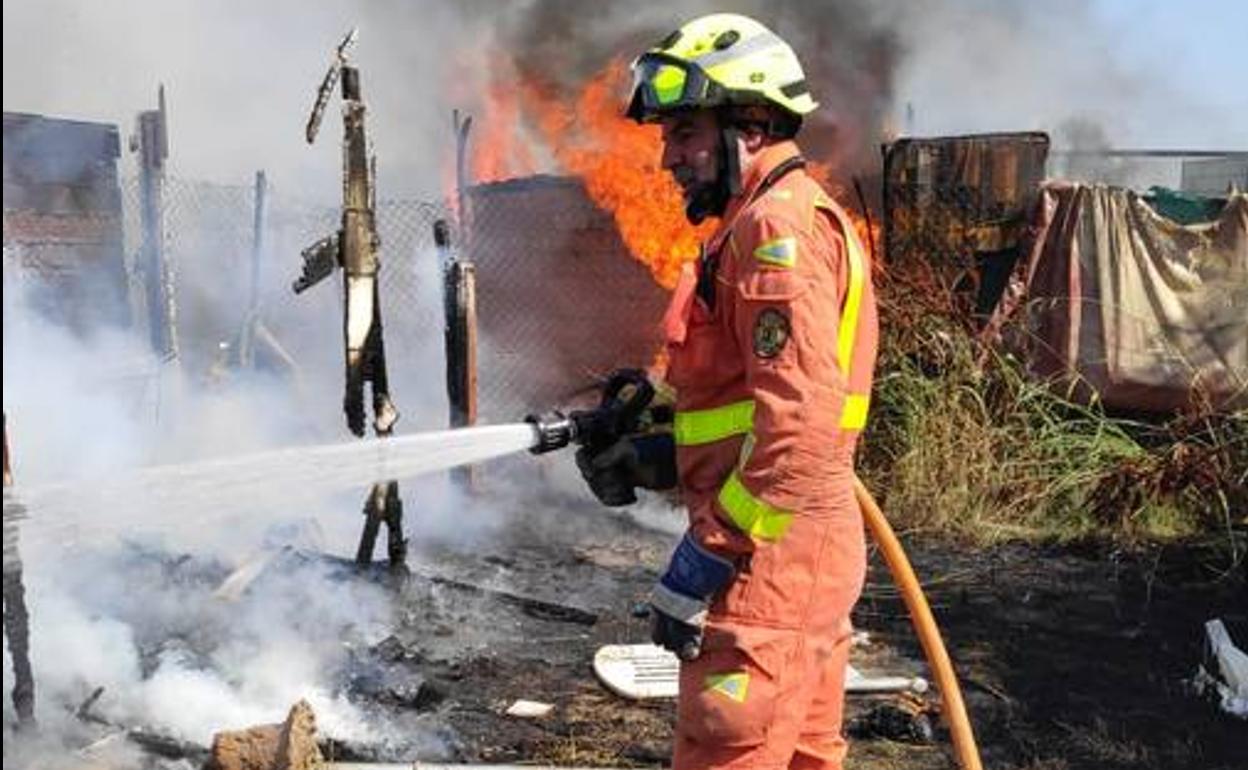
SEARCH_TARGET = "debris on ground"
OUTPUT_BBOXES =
[1189,618,1248,719]
[207,699,325,770]
[845,693,936,744]
[504,700,555,718]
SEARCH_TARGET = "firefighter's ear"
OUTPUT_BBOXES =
[738,125,769,154]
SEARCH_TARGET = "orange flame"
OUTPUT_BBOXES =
[471,61,881,288]
[472,84,537,183]
[527,61,713,289]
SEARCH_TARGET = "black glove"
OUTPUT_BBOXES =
[575,433,676,507]
[650,608,704,661]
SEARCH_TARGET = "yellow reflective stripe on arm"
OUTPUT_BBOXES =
[674,400,755,446]
[836,229,865,374]
[827,205,870,431]
[840,393,869,430]
[753,236,797,268]
[718,470,794,542]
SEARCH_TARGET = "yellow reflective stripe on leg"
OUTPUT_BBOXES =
[840,393,870,430]
[674,400,755,446]
[718,471,793,542]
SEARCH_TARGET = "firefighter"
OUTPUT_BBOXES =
[577,13,879,769]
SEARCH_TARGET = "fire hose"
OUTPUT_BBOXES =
[853,475,983,770]
[527,374,983,770]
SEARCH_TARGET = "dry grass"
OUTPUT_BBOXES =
[857,279,1248,557]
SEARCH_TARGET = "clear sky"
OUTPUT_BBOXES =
[1086,0,1247,148]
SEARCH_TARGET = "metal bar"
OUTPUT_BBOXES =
[135,85,177,361]
[453,110,473,240]
[412,568,598,626]
[1051,149,1248,159]
[250,170,267,317]
[241,170,268,369]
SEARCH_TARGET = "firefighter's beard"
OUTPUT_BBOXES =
[673,162,728,225]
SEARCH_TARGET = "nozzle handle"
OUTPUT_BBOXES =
[577,368,654,451]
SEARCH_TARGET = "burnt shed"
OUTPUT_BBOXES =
[464,175,669,422]
[3,112,129,331]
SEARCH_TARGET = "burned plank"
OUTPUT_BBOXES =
[73,688,211,764]
[309,551,600,627]
[413,569,599,626]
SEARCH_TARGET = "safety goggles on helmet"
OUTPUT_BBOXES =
[626,52,727,123]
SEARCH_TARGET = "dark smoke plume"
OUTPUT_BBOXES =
[496,0,902,187]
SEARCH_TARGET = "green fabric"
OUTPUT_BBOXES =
[1145,186,1224,225]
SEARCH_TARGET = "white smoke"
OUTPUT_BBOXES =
[1,182,495,767]
[6,1,1242,201]
[9,1,1238,764]
[2,260,457,766]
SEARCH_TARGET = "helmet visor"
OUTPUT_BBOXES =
[627,53,718,121]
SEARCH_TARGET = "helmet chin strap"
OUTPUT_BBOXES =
[683,124,742,225]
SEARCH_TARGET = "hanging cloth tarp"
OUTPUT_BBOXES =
[987,183,1247,412]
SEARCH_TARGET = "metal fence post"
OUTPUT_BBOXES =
[135,84,177,360]
[240,170,268,368]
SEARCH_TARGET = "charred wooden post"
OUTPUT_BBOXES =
[436,220,478,430]
[134,85,177,361]
[294,29,405,570]
[435,219,478,490]
[2,413,36,729]
[355,480,404,569]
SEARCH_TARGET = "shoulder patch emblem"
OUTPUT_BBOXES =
[753,308,790,359]
[753,236,797,268]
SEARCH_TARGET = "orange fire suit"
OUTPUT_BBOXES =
[660,140,879,770]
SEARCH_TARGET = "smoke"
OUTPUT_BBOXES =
[2,242,452,765]
[4,1,1241,763]
[1,142,493,766]
[489,0,900,185]
[1,0,495,201]
[479,0,1244,194]
[6,1,1242,202]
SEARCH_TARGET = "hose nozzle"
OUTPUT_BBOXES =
[525,412,577,454]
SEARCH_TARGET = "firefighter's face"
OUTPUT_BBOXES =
[660,111,720,205]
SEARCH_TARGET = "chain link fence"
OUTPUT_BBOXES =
[881,132,1051,329]
[461,176,670,423]
[12,166,667,428]
[116,174,450,381]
